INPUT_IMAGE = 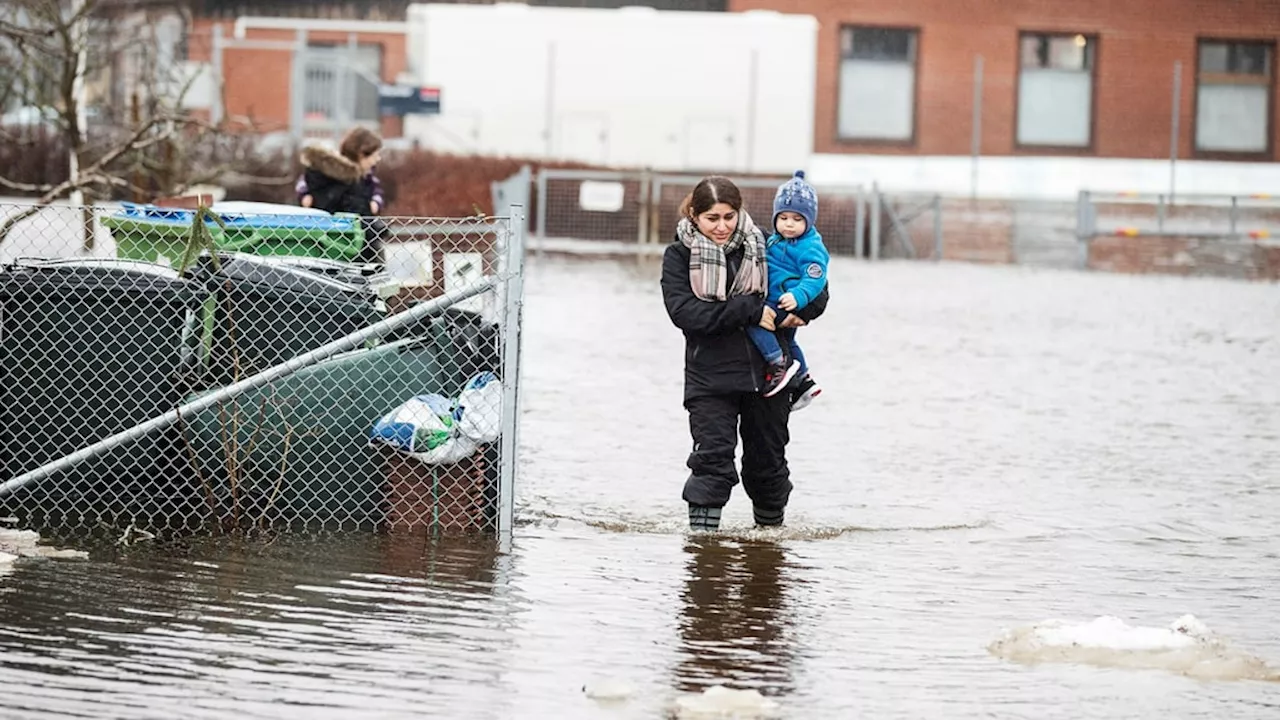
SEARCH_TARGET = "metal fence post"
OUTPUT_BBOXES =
[932,194,943,260]
[1076,190,1092,270]
[970,54,984,204]
[636,169,650,248]
[535,169,548,258]
[1170,61,1182,203]
[211,24,224,126]
[1230,195,1239,238]
[854,186,866,260]
[343,33,358,141]
[289,28,307,141]
[649,174,662,246]
[498,205,526,541]
[869,184,881,261]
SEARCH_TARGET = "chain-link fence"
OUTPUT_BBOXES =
[865,190,943,261]
[534,169,650,256]
[0,201,525,539]
[647,175,868,257]
[529,169,1279,278]
[534,169,870,258]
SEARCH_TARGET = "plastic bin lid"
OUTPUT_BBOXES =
[187,252,378,304]
[210,201,330,218]
[0,257,209,302]
[111,202,359,232]
[248,253,382,279]
[245,253,402,298]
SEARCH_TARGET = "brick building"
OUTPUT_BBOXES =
[182,0,728,141]
[730,0,1280,163]
[183,17,410,140]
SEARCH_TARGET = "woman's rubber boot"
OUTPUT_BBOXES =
[754,506,785,528]
[688,504,722,532]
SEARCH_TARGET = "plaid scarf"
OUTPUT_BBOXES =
[676,210,768,302]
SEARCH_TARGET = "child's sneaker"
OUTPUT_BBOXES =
[791,374,822,411]
[762,359,801,398]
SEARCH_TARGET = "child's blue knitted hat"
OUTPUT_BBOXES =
[772,170,818,230]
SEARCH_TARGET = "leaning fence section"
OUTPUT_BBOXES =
[0,201,525,538]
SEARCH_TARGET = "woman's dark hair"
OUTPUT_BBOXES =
[339,126,383,163]
[679,175,743,219]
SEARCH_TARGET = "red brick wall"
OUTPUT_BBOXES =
[729,0,1280,161]
[1088,235,1280,280]
[188,20,408,137]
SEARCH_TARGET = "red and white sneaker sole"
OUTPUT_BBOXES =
[792,385,822,411]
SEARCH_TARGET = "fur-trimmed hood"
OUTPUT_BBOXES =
[300,143,363,184]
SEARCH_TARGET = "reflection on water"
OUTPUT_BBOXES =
[674,537,798,697]
[0,533,515,720]
[2,256,1279,719]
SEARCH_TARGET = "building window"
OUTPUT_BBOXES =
[303,42,384,125]
[1195,40,1273,154]
[1017,32,1095,148]
[837,26,917,142]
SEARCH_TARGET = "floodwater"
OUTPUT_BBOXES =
[2,255,1279,719]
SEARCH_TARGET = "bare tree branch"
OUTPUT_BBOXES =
[0,20,58,53]
[1,0,294,245]
[0,175,54,193]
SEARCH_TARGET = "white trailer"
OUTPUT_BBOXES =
[404,3,817,174]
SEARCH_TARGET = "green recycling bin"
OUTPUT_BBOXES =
[183,253,389,388]
[0,258,210,521]
[179,333,447,526]
[104,202,367,266]
[177,308,503,529]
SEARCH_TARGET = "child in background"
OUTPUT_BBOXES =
[295,126,387,263]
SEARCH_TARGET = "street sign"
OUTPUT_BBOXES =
[378,85,442,116]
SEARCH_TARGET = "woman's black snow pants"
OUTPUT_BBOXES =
[681,391,793,513]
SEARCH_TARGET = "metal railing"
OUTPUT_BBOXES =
[1077,191,1280,241]
[1075,191,1280,277]
[0,200,526,539]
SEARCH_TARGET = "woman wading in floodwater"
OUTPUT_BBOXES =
[660,176,826,531]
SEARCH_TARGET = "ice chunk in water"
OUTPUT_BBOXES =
[989,614,1280,682]
[0,528,88,561]
[673,685,781,718]
[1031,615,1201,651]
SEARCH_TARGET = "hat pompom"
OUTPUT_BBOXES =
[794,170,805,179]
